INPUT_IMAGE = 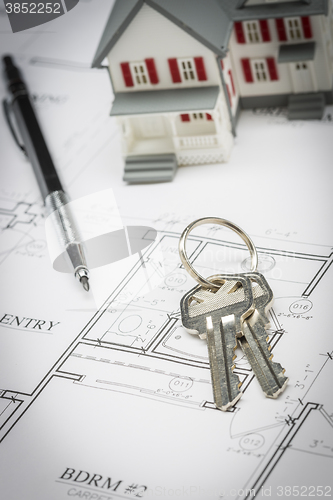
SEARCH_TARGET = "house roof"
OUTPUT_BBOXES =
[92,0,143,68]
[110,86,220,116]
[92,0,329,67]
[227,0,328,21]
[144,0,233,56]
[92,0,233,66]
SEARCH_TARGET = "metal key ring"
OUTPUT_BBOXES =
[179,217,258,289]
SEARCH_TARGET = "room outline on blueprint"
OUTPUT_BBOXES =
[1,211,332,499]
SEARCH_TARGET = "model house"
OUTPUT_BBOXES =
[92,0,333,182]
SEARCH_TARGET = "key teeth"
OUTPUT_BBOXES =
[217,391,243,411]
[241,320,289,399]
[265,377,289,399]
[264,363,288,398]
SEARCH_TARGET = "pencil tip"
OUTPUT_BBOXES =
[80,276,90,292]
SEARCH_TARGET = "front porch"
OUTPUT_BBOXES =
[111,87,233,182]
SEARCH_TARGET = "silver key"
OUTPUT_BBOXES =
[180,276,254,411]
[236,272,289,398]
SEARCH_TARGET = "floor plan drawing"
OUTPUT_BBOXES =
[0,201,39,229]
[1,222,332,498]
[242,402,333,498]
[0,198,45,265]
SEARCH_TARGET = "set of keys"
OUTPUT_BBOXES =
[179,218,288,411]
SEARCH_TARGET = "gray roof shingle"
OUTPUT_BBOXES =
[110,86,220,115]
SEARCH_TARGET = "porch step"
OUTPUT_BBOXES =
[288,93,325,120]
[123,154,178,183]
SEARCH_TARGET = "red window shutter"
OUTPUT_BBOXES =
[228,69,236,95]
[266,58,278,81]
[168,58,181,83]
[259,20,271,42]
[220,59,224,70]
[275,19,287,41]
[145,58,159,84]
[241,58,253,83]
[194,57,207,81]
[226,84,232,106]
[234,22,245,43]
[301,17,312,39]
[206,113,213,121]
[180,114,190,122]
[120,62,134,87]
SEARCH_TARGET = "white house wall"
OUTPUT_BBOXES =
[220,52,239,116]
[311,14,333,90]
[320,2,333,77]
[107,3,222,93]
[229,14,333,97]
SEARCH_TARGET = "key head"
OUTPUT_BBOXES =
[180,275,254,338]
[242,272,273,327]
[218,272,273,327]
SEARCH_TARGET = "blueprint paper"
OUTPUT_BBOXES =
[0,1,333,499]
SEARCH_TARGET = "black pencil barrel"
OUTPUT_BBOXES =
[2,55,63,200]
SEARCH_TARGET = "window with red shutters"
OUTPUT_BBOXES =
[194,57,207,81]
[145,58,159,84]
[234,21,245,43]
[252,59,268,82]
[120,62,134,87]
[286,17,303,40]
[259,20,271,42]
[206,113,213,121]
[228,69,236,95]
[192,113,205,120]
[168,58,181,83]
[244,21,261,43]
[180,114,190,122]
[275,19,287,41]
[170,57,207,83]
[301,17,312,38]
[179,58,196,81]
[241,59,253,83]
[130,62,149,85]
[266,58,278,81]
